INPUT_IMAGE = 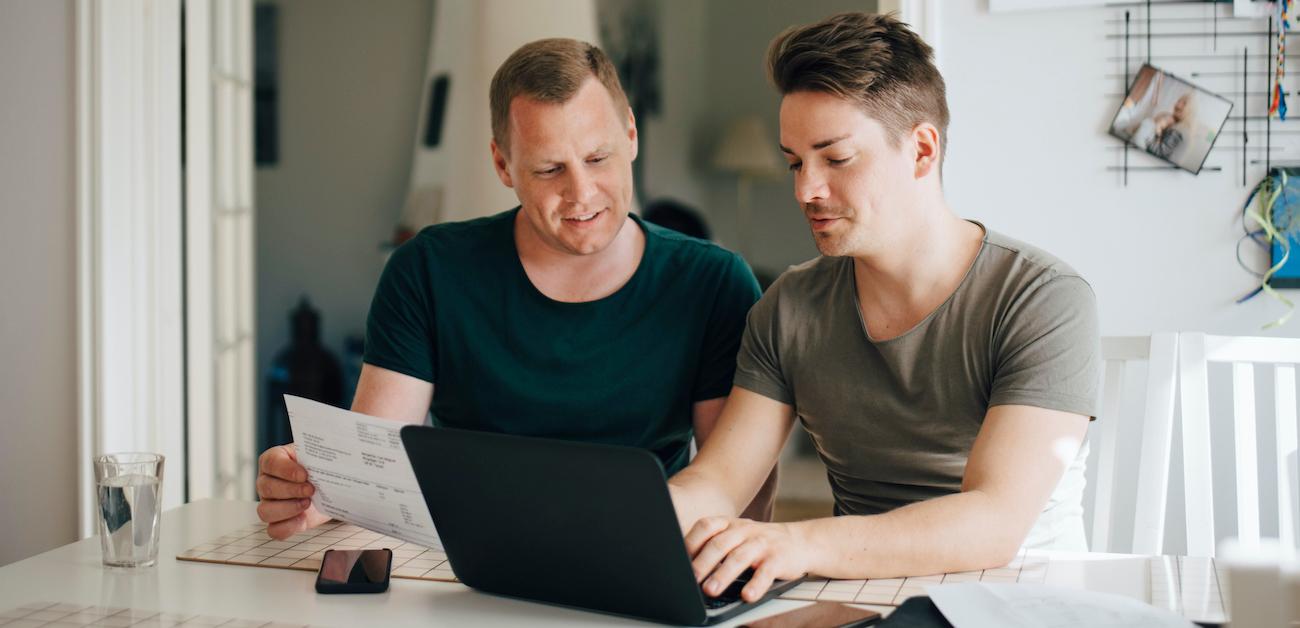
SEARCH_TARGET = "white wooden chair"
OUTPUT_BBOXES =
[1088,333,1179,554]
[1178,332,1300,557]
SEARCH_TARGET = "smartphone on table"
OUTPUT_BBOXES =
[740,601,882,627]
[315,548,393,594]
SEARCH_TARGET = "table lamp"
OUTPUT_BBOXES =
[711,114,786,259]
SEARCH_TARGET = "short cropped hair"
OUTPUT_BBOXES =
[767,12,949,163]
[489,38,630,154]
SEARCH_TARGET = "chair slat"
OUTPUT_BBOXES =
[1091,360,1125,552]
[1179,332,1217,557]
[1278,365,1299,554]
[1233,362,1260,549]
[1132,332,1179,555]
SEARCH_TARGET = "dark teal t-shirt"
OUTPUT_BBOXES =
[363,208,761,474]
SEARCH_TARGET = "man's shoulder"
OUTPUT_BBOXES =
[642,218,739,264]
[765,255,847,299]
[379,210,514,286]
[979,228,1090,290]
[387,208,516,270]
[411,208,515,249]
[639,218,758,287]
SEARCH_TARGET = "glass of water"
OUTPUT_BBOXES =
[93,453,165,568]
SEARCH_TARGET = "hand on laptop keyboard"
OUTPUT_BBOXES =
[702,568,754,609]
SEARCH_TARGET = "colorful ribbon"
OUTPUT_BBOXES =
[1237,170,1295,328]
[1272,0,1292,120]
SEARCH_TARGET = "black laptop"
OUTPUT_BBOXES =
[399,426,802,625]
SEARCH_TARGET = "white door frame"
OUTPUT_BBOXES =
[75,0,257,536]
[75,0,186,536]
[185,0,257,502]
[185,0,217,503]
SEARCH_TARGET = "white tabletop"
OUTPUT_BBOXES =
[0,499,814,627]
[0,499,1224,626]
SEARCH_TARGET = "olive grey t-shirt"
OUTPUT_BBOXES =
[734,226,1100,550]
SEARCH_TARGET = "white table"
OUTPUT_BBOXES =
[0,499,1224,626]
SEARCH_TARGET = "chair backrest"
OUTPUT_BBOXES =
[1178,332,1300,557]
[1090,333,1179,554]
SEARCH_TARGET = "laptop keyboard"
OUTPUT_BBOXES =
[702,568,753,609]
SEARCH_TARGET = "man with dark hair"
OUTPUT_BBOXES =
[254,38,774,539]
[669,12,1100,600]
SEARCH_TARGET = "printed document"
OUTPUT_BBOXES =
[284,395,442,549]
[926,583,1195,628]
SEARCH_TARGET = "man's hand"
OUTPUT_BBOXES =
[255,444,331,539]
[255,365,428,541]
[685,517,813,603]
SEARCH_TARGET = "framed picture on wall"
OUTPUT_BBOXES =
[1109,64,1234,175]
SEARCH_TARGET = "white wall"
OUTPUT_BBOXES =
[938,1,1300,554]
[0,0,78,566]
[256,0,434,424]
[942,2,1297,337]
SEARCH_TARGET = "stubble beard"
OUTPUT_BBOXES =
[813,232,853,257]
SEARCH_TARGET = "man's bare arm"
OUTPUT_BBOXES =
[350,363,434,421]
[686,404,1089,601]
[691,395,782,522]
[671,387,797,530]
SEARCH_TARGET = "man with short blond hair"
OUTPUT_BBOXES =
[255,37,772,540]
[669,12,1100,602]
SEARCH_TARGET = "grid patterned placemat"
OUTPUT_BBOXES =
[177,521,456,582]
[777,549,1049,617]
[0,601,326,627]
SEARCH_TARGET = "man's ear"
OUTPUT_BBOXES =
[626,106,639,162]
[912,122,942,180]
[490,137,514,188]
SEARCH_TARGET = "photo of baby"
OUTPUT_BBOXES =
[1110,64,1234,174]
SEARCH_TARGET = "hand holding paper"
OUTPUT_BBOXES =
[284,395,442,549]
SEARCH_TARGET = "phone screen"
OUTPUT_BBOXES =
[739,601,881,628]
[315,548,392,594]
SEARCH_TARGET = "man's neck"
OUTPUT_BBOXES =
[514,212,645,303]
[851,198,984,341]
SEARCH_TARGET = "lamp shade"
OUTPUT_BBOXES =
[711,114,785,176]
